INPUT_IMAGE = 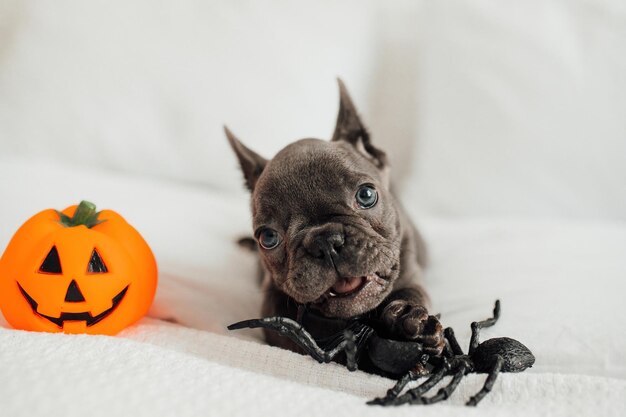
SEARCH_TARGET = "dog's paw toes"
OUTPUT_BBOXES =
[382,301,445,354]
[415,316,445,355]
[382,300,427,338]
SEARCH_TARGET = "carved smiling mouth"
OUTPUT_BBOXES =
[17,283,128,328]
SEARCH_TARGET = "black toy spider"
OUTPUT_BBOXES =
[369,300,535,406]
[228,300,535,406]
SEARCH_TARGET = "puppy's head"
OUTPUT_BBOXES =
[226,80,401,318]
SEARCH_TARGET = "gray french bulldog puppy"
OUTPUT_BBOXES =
[226,80,444,356]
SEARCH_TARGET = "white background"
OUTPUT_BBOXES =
[1,0,624,220]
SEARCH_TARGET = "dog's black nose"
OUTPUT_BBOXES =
[303,224,345,266]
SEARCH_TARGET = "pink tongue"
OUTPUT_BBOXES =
[332,276,364,294]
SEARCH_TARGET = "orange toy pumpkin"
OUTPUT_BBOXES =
[0,201,157,335]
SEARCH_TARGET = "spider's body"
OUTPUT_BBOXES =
[228,300,535,406]
[471,337,536,373]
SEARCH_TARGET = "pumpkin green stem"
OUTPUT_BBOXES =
[57,200,106,228]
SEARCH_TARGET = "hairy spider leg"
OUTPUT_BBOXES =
[420,362,469,405]
[469,300,501,354]
[444,327,464,356]
[366,371,421,405]
[466,355,504,406]
[313,320,374,370]
[373,358,451,406]
[228,316,347,363]
[341,329,358,370]
[227,316,370,371]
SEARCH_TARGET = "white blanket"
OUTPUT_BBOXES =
[1,157,625,416]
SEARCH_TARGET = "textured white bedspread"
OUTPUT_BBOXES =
[1,157,625,416]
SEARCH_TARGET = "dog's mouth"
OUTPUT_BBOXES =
[18,283,128,328]
[308,272,391,318]
[327,275,370,298]
[313,273,388,304]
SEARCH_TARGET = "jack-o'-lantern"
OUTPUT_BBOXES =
[0,201,157,335]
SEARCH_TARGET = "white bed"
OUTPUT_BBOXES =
[0,1,625,416]
[0,157,624,416]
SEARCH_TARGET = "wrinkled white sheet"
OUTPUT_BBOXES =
[0,157,624,416]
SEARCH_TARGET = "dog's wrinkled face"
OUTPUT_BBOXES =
[227,80,401,318]
[252,139,400,317]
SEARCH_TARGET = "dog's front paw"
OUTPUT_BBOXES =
[381,300,445,356]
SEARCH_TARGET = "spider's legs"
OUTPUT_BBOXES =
[228,317,347,364]
[469,300,501,354]
[228,316,371,371]
[370,358,451,406]
[341,329,358,371]
[466,355,504,406]
[367,371,420,405]
[444,327,464,356]
[420,362,468,405]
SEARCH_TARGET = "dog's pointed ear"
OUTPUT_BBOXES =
[225,126,267,192]
[331,79,387,169]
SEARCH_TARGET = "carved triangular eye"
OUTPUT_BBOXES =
[39,246,62,274]
[87,249,108,273]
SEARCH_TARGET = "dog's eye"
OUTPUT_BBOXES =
[257,228,281,250]
[355,184,378,209]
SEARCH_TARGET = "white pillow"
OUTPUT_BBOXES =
[404,0,626,221]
